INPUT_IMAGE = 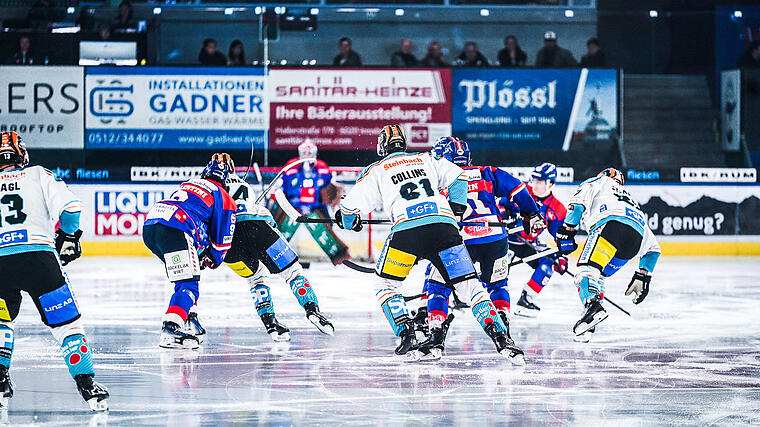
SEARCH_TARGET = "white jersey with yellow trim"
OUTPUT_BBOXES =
[569,175,660,257]
[340,151,464,231]
[0,166,82,252]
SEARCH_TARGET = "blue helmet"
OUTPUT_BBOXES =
[441,137,471,166]
[431,136,454,159]
[531,162,557,182]
[201,153,233,185]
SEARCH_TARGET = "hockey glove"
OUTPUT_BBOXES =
[553,256,569,274]
[55,229,83,266]
[522,211,547,236]
[625,271,651,304]
[334,210,362,232]
[555,225,578,255]
[199,250,221,270]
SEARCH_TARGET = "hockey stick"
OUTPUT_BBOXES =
[254,157,316,204]
[297,216,522,233]
[519,238,631,317]
[342,259,375,273]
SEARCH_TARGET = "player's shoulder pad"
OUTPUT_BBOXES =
[546,194,567,217]
[357,159,382,182]
[283,157,301,175]
[579,176,601,186]
[35,166,63,182]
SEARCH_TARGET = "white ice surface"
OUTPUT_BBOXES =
[3,256,760,426]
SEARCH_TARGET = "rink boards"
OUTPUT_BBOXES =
[69,183,760,258]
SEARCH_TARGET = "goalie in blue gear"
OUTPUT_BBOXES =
[0,131,108,411]
[419,137,546,359]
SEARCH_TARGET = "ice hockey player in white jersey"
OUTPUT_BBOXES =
[555,168,661,341]
[221,156,334,341]
[0,132,109,411]
[336,125,525,364]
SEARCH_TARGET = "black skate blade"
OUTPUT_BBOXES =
[574,310,608,336]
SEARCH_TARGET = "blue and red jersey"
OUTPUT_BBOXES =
[281,158,333,214]
[503,186,567,242]
[145,178,236,265]
[460,166,539,245]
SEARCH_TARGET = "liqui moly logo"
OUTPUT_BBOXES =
[458,79,558,113]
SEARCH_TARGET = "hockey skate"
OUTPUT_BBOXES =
[261,313,291,342]
[185,312,206,344]
[574,296,608,336]
[304,302,334,336]
[159,321,200,349]
[412,307,428,335]
[513,291,540,318]
[74,374,109,412]
[413,314,454,361]
[574,327,596,343]
[395,323,418,356]
[485,322,525,366]
[0,366,13,408]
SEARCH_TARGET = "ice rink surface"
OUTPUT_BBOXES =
[3,255,759,426]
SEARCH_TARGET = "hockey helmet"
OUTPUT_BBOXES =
[201,152,233,186]
[377,125,407,157]
[531,162,557,183]
[598,167,624,185]
[0,131,29,169]
[298,139,318,161]
[431,136,455,160]
[441,137,471,166]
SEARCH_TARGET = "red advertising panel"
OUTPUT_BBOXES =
[269,68,452,150]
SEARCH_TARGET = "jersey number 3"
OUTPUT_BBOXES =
[0,194,26,226]
[399,178,434,201]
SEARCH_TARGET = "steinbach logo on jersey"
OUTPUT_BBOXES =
[95,191,166,236]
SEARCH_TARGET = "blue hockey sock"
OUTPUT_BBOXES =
[376,288,410,336]
[289,275,318,308]
[60,334,94,378]
[527,258,554,294]
[0,324,14,369]
[485,278,511,313]
[165,279,199,324]
[250,284,275,317]
[426,281,451,324]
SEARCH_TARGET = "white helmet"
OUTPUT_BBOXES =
[298,139,318,161]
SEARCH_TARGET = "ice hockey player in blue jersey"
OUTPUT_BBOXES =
[501,163,569,317]
[0,131,109,411]
[143,153,237,349]
[222,156,334,341]
[418,137,546,359]
[556,168,661,341]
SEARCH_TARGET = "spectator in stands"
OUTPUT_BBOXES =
[421,41,449,67]
[497,35,527,67]
[536,31,578,67]
[198,38,227,66]
[97,25,113,41]
[112,1,136,31]
[738,40,760,68]
[7,35,40,65]
[112,0,136,31]
[455,41,489,67]
[390,38,418,67]
[26,0,55,31]
[332,37,362,67]
[580,38,606,67]
[228,40,247,66]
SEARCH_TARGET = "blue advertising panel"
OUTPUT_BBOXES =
[452,68,617,150]
[85,67,268,149]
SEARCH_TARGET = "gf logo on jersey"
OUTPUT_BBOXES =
[89,79,134,124]
[406,202,438,219]
[0,230,27,246]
